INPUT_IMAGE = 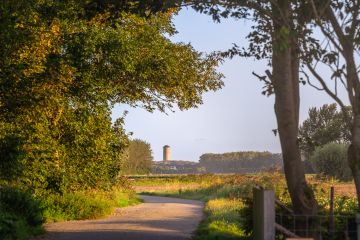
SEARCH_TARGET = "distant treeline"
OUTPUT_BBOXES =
[151,151,283,174]
[152,160,204,174]
[199,151,283,173]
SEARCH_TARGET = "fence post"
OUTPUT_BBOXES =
[329,186,335,238]
[356,213,360,240]
[253,187,275,240]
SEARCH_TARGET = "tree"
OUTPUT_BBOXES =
[269,0,319,216]
[122,139,153,175]
[180,0,319,218]
[0,1,223,193]
[299,104,351,158]
[199,151,282,173]
[310,143,352,181]
[300,0,360,206]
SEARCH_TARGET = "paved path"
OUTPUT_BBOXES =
[34,195,204,240]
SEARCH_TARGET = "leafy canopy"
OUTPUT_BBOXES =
[299,104,351,157]
[0,0,223,193]
[122,139,153,175]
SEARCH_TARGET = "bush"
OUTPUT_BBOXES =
[0,187,44,240]
[310,143,352,181]
[41,188,140,222]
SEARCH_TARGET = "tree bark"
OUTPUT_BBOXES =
[271,0,318,217]
[344,45,360,207]
[322,4,360,208]
[348,115,360,206]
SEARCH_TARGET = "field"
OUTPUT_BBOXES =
[130,173,358,240]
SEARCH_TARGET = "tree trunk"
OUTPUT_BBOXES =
[323,4,360,208]
[346,50,360,206]
[348,114,360,207]
[342,41,360,207]
[271,0,318,217]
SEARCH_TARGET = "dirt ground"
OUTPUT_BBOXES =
[331,183,357,197]
[33,195,204,240]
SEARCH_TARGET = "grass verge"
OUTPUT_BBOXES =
[41,188,141,222]
[134,173,358,240]
[0,186,141,240]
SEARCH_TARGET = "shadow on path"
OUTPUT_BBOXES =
[34,195,204,240]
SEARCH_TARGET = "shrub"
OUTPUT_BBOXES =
[0,187,44,240]
[310,143,352,181]
[41,188,140,222]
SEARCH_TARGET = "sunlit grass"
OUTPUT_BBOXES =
[41,188,141,222]
[133,173,358,240]
[195,198,250,240]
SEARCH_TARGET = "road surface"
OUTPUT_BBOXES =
[33,195,204,240]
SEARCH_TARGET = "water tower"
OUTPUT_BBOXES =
[163,145,170,161]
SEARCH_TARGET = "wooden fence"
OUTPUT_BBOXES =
[253,187,360,240]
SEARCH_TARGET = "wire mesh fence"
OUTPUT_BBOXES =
[276,213,357,239]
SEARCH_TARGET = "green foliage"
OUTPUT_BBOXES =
[0,3,223,240]
[299,104,351,158]
[310,143,352,181]
[0,187,44,240]
[199,151,282,173]
[135,174,283,239]
[195,199,250,240]
[0,0,222,192]
[122,139,153,174]
[0,128,25,181]
[40,188,140,222]
[135,173,359,240]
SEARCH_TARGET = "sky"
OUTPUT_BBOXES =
[111,8,346,162]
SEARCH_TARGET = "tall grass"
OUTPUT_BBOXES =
[0,185,140,240]
[195,198,250,240]
[41,188,140,222]
[134,173,358,240]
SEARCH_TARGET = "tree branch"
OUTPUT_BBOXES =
[301,69,323,91]
[309,0,344,54]
[349,1,360,39]
[325,5,348,49]
[306,63,346,109]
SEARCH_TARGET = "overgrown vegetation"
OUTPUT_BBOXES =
[0,181,140,240]
[299,104,351,159]
[133,173,358,239]
[40,187,140,222]
[310,143,352,181]
[122,139,153,175]
[0,188,44,240]
[0,1,223,239]
[299,104,351,173]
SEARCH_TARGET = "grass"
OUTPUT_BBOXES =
[4,173,355,239]
[0,185,141,240]
[41,188,141,222]
[133,174,262,239]
[131,173,358,240]
[195,198,250,240]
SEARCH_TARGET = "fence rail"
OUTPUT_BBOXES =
[276,213,356,239]
[253,187,358,240]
